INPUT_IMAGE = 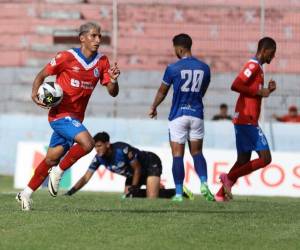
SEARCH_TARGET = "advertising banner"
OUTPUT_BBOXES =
[14,142,300,197]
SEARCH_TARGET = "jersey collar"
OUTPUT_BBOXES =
[73,48,98,64]
[249,57,263,70]
[251,57,263,66]
[68,48,102,70]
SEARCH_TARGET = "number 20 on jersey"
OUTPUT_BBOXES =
[180,70,204,92]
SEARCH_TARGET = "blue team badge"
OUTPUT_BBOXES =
[93,68,99,77]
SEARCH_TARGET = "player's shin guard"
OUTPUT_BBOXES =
[228,158,266,183]
[172,156,185,196]
[192,153,208,183]
[28,159,51,191]
[59,144,86,171]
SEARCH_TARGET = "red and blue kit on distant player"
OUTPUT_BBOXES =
[45,48,111,151]
[231,57,269,153]
[232,57,264,126]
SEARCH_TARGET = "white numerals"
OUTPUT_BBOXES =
[243,68,252,78]
[181,70,192,92]
[180,70,204,92]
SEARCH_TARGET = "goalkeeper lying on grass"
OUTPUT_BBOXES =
[65,131,193,200]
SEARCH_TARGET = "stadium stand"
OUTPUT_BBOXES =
[0,0,299,119]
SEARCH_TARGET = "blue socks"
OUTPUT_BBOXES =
[172,156,185,196]
[172,154,208,195]
[192,153,208,183]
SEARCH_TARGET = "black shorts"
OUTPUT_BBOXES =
[125,152,162,186]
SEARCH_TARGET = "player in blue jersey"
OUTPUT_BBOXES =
[65,132,194,199]
[149,33,214,202]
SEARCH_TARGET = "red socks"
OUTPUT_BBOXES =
[228,158,266,183]
[217,159,268,197]
[27,144,87,191]
[28,159,50,191]
[216,162,240,197]
[59,144,87,171]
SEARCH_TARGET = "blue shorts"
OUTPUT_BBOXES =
[49,117,87,151]
[234,124,269,153]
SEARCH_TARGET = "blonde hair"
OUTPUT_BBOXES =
[79,22,101,37]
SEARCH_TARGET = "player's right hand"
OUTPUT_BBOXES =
[108,62,120,81]
[268,79,276,92]
[31,92,49,109]
[149,106,157,119]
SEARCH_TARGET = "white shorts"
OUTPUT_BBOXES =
[168,116,204,144]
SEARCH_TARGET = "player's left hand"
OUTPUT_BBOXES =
[268,79,276,92]
[108,62,120,81]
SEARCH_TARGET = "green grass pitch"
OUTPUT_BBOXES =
[0,175,299,250]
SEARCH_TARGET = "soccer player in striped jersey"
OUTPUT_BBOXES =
[16,22,120,211]
[215,37,277,202]
[149,34,214,202]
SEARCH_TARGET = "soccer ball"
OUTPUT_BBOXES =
[38,81,63,107]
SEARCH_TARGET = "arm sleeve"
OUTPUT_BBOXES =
[99,56,111,86]
[122,144,139,164]
[200,66,211,97]
[87,155,102,173]
[231,63,260,97]
[162,65,173,86]
[45,51,68,76]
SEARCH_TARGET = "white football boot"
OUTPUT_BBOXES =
[16,192,32,211]
[48,167,63,197]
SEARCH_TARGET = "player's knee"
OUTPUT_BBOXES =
[191,150,202,156]
[264,155,272,166]
[45,157,59,167]
[147,191,158,199]
[146,180,160,198]
[81,140,95,153]
[261,154,272,166]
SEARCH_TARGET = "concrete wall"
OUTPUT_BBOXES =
[1,67,300,120]
[1,114,300,175]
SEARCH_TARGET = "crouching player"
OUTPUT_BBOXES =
[65,132,194,199]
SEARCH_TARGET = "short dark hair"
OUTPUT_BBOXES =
[172,33,192,50]
[257,37,276,52]
[220,103,228,109]
[93,132,110,143]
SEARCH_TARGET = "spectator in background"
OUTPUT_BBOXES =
[273,105,300,123]
[212,103,232,121]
